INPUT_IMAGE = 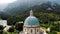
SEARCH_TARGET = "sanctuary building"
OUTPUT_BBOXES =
[19,10,44,34]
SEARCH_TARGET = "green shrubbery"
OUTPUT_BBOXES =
[0,12,60,34]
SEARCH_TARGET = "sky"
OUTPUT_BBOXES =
[0,0,60,4]
[0,0,16,4]
[0,0,17,11]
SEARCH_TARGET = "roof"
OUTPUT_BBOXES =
[0,20,7,26]
[24,16,39,27]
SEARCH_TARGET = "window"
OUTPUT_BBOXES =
[37,29,38,32]
[31,29,32,33]
[25,29,26,31]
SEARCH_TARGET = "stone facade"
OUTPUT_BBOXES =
[23,26,40,34]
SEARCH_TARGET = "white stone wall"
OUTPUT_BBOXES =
[23,26,40,34]
[0,20,7,26]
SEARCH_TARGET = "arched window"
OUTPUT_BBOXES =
[31,29,32,33]
[27,33,29,34]
[37,29,38,32]
[25,29,26,31]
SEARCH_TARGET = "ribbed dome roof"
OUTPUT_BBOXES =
[24,10,39,27]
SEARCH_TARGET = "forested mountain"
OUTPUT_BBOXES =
[0,1,60,20]
[4,1,60,15]
[4,0,47,15]
[30,1,60,14]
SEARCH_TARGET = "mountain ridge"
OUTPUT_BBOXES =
[3,1,60,16]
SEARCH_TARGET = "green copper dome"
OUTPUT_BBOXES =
[24,16,39,26]
[24,10,39,27]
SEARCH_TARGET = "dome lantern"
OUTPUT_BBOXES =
[30,10,33,16]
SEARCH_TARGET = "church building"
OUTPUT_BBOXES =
[19,10,44,34]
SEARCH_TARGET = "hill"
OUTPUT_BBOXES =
[4,1,60,16]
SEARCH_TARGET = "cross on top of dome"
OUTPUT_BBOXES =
[30,10,33,16]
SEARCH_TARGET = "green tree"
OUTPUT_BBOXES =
[0,25,4,30]
[15,23,23,31]
[0,30,3,34]
[8,26,15,32]
[7,16,19,25]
